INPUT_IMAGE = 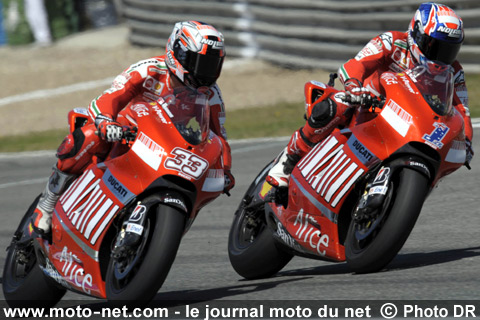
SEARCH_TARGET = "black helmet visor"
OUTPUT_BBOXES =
[420,35,462,65]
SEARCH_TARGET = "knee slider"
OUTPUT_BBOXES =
[308,98,337,129]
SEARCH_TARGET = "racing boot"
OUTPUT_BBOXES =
[31,165,76,236]
[266,148,299,188]
[266,128,311,188]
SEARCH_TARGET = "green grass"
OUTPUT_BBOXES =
[225,101,305,139]
[466,73,480,118]
[0,129,68,153]
[1,73,479,153]
[0,101,306,153]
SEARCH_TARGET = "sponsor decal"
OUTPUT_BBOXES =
[149,67,167,75]
[103,170,135,204]
[128,59,162,78]
[152,104,169,124]
[408,161,429,173]
[143,75,164,95]
[355,41,381,60]
[399,75,417,94]
[143,92,161,102]
[422,122,450,149]
[130,204,146,222]
[73,108,89,116]
[60,246,93,294]
[380,32,393,51]
[390,41,410,70]
[293,209,329,256]
[200,38,223,49]
[276,222,302,251]
[75,141,95,161]
[112,72,131,90]
[309,80,327,89]
[126,223,144,235]
[437,26,462,38]
[163,197,188,212]
[60,170,121,245]
[381,99,413,137]
[130,103,150,117]
[164,147,209,180]
[347,135,375,165]
[298,136,365,208]
[373,167,390,184]
[132,131,166,170]
[445,140,467,164]
[368,185,388,195]
[40,259,71,290]
[259,181,273,200]
[201,169,224,192]
[381,73,398,85]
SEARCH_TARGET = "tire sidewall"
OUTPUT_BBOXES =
[228,199,292,280]
[106,204,185,303]
[345,168,429,273]
[2,196,66,308]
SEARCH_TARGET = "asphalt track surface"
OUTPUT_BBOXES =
[0,130,478,305]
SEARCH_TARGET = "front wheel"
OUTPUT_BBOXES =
[105,204,185,304]
[2,196,66,308]
[345,168,429,273]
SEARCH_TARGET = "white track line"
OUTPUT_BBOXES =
[0,59,253,108]
[0,77,113,107]
[0,177,47,189]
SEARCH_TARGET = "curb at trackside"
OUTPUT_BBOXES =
[0,119,479,159]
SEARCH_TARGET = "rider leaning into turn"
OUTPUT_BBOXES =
[267,2,474,188]
[32,21,235,236]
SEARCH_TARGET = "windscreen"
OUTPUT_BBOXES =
[406,61,455,116]
[157,86,210,145]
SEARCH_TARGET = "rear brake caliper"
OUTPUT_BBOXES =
[353,166,391,221]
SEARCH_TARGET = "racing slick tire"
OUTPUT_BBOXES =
[345,168,429,273]
[105,204,185,305]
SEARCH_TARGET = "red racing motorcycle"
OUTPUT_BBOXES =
[3,87,227,307]
[228,61,469,279]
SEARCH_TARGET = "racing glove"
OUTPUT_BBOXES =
[465,138,474,168]
[224,169,235,196]
[344,78,371,105]
[95,114,123,142]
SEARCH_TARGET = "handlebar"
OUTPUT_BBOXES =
[122,126,138,146]
[342,92,385,111]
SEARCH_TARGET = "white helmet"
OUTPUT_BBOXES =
[166,21,226,88]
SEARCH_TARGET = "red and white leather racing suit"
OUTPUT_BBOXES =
[339,30,473,141]
[267,31,473,187]
[56,55,232,176]
[289,30,472,160]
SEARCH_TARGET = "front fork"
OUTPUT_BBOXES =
[353,156,432,221]
[111,192,189,258]
[353,166,391,221]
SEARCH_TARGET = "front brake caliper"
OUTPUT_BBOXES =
[353,166,391,220]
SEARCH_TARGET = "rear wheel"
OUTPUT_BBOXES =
[105,204,185,304]
[229,202,293,280]
[228,163,293,280]
[345,168,429,273]
[2,196,66,308]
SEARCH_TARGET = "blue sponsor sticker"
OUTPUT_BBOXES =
[347,135,376,165]
[422,122,450,149]
[102,169,135,204]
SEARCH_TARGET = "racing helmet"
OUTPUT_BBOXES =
[166,21,225,88]
[407,2,464,65]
